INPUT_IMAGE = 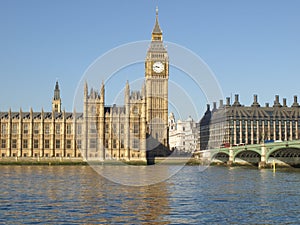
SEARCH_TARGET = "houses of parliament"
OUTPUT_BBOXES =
[0,9,169,163]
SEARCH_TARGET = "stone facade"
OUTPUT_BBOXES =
[0,9,169,163]
[0,108,83,158]
[199,94,300,150]
[168,113,198,153]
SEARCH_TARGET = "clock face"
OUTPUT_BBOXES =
[153,62,164,73]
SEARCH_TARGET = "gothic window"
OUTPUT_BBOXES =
[23,124,29,134]
[77,124,82,135]
[12,139,17,149]
[66,140,72,149]
[89,123,97,134]
[1,139,6,148]
[133,139,139,149]
[34,139,39,149]
[12,124,18,134]
[105,124,109,133]
[89,139,96,149]
[120,124,124,134]
[113,139,117,149]
[44,139,50,149]
[34,123,39,135]
[113,124,117,133]
[76,139,82,149]
[66,124,72,135]
[45,124,50,135]
[134,124,139,134]
[121,139,124,148]
[55,139,60,149]
[23,139,28,149]
[133,106,138,115]
[56,124,61,135]
[1,124,7,135]
[90,106,95,113]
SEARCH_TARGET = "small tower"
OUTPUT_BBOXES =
[52,81,62,113]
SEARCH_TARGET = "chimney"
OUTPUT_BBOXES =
[265,103,269,107]
[235,94,239,102]
[254,94,258,103]
[213,102,217,110]
[226,97,231,106]
[273,95,281,107]
[219,99,223,108]
[233,94,241,106]
[206,104,210,111]
[275,95,279,103]
[252,94,260,107]
[292,95,299,107]
[283,98,287,107]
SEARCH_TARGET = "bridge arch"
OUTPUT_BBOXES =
[211,151,229,163]
[267,146,300,167]
[234,149,261,165]
[267,146,300,159]
[234,149,261,159]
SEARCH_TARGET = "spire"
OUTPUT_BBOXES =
[84,81,88,98]
[125,80,130,94]
[152,6,163,41]
[100,80,105,102]
[101,80,105,97]
[125,80,130,104]
[153,7,162,33]
[54,81,60,100]
[52,80,62,113]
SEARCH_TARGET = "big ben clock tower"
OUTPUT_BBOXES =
[145,7,169,155]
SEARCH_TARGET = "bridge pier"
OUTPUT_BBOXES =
[258,144,267,169]
[227,147,234,166]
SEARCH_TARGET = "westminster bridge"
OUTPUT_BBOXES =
[194,140,300,168]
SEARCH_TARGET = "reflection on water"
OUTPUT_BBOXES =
[0,165,300,224]
[92,164,182,186]
[0,166,171,224]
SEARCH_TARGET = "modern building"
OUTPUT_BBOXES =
[199,94,300,150]
[168,113,198,153]
[0,8,170,163]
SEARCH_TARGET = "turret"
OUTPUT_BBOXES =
[52,80,62,113]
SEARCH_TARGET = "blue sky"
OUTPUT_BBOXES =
[0,0,300,120]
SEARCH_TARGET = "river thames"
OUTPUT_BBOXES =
[1,165,300,224]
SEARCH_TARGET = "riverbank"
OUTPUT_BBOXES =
[3,157,296,168]
[0,157,88,166]
[0,157,204,166]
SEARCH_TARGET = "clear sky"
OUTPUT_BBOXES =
[1,0,300,121]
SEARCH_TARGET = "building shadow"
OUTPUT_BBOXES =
[199,104,212,150]
[146,134,172,165]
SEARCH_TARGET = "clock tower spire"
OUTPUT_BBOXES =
[152,6,163,41]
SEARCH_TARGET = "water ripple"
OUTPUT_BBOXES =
[0,165,300,224]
